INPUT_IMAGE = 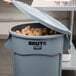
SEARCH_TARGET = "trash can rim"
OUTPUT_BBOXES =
[9,30,63,39]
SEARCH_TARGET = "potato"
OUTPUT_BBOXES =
[34,28,43,36]
[15,25,57,36]
[15,30,21,34]
[43,28,48,34]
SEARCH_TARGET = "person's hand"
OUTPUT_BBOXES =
[4,0,12,4]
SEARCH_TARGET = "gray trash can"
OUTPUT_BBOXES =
[5,0,71,76]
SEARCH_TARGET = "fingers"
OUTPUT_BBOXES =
[4,0,12,4]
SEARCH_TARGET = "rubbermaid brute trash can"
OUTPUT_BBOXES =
[5,0,71,76]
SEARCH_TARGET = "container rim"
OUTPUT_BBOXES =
[9,30,63,40]
[9,22,63,39]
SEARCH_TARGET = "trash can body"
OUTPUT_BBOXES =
[13,53,61,76]
[11,34,63,76]
[5,1,71,76]
[5,23,64,76]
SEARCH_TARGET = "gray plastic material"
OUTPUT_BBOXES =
[12,0,71,34]
[13,53,62,76]
[11,0,71,50]
[5,1,71,76]
[5,22,70,76]
[5,23,63,76]
[5,23,70,50]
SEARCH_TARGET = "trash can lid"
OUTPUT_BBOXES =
[12,0,71,34]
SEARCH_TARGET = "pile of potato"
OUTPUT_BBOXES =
[15,25,57,36]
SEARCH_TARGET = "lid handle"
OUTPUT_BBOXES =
[5,34,12,49]
[63,34,71,50]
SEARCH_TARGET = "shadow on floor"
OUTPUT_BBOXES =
[62,70,76,76]
[73,40,76,48]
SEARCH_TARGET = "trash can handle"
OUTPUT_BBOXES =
[63,34,71,50]
[5,34,12,49]
[6,34,12,40]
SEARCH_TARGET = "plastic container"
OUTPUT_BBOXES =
[5,0,71,76]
